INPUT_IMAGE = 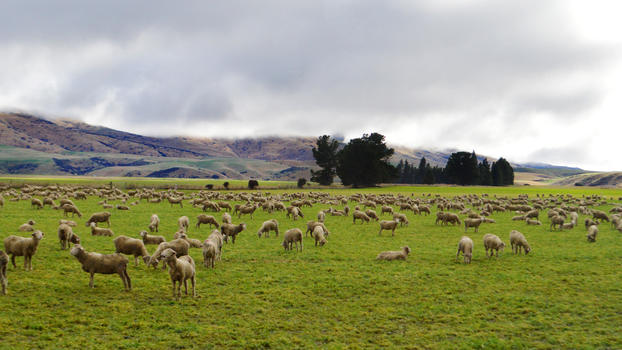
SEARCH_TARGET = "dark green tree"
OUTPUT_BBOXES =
[478,158,493,185]
[444,151,480,185]
[310,135,339,185]
[336,133,397,187]
[416,157,427,183]
[297,178,307,188]
[491,157,514,186]
[423,165,435,184]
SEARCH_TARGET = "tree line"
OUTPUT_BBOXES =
[311,133,514,187]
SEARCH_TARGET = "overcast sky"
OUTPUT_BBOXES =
[0,0,620,170]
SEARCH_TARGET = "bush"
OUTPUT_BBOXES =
[223,182,230,190]
[248,180,259,190]
[297,178,307,188]
[205,184,214,190]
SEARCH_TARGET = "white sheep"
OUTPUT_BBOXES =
[509,230,531,255]
[202,229,224,269]
[70,244,131,291]
[312,226,327,246]
[464,218,483,232]
[113,235,151,266]
[483,233,505,258]
[257,219,279,238]
[148,239,191,270]
[376,246,411,261]
[378,219,400,236]
[85,211,110,227]
[221,223,247,244]
[159,248,196,299]
[196,214,220,229]
[18,219,36,232]
[222,212,232,224]
[58,223,81,250]
[148,214,160,232]
[282,228,303,251]
[178,216,190,231]
[3,230,44,270]
[456,236,473,264]
[587,225,598,242]
[139,231,166,245]
[90,222,114,237]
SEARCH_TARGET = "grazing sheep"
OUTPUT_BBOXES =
[58,223,80,250]
[549,215,565,231]
[257,219,279,238]
[90,222,114,237]
[464,218,483,232]
[237,204,258,219]
[31,198,43,209]
[365,209,380,221]
[159,248,196,299]
[381,205,394,216]
[62,204,83,218]
[140,231,166,245]
[3,231,44,270]
[584,218,599,228]
[587,225,598,242]
[305,221,330,237]
[85,211,111,227]
[202,230,224,268]
[221,223,247,244]
[376,246,411,261]
[509,230,531,255]
[526,219,542,226]
[312,226,327,246]
[419,205,431,215]
[70,244,131,291]
[196,214,220,229]
[282,228,303,251]
[0,250,7,295]
[59,219,77,227]
[317,211,325,223]
[392,213,409,226]
[483,233,505,258]
[286,206,304,220]
[378,219,400,236]
[18,219,36,232]
[525,209,539,219]
[352,210,371,224]
[222,212,232,224]
[512,215,526,221]
[114,235,151,266]
[592,210,610,222]
[178,216,190,231]
[148,239,190,269]
[148,214,160,232]
[167,196,184,208]
[444,213,461,226]
[456,236,473,264]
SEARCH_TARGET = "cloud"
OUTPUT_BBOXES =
[0,0,620,169]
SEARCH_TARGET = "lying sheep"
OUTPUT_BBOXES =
[3,231,44,270]
[584,218,599,228]
[70,244,131,291]
[91,222,114,237]
[305,221,330,237]
[483,233,505,258]
[18,219,36,232]
[257,219,279,238]
[114,235,151,266]
[282,228,303,251]
[140,231,166,245]
[59,219,77,227]
[148,239,190,269]
[526,219,542,226]
[312,226,327,246]
[376,246,411,261]
[352,210,370,224]
[178,216,190,231]
[202,230,224,268]
[509,230,531,255]
[159,248,195,299]
[378,220,400,236]
[196,214,220,229]
[561,222,575,230]
[148,214,160,232]
[512,215,526,221]
[456,236,473,264]
[85,211,111,227]
[179,233,203,248]
[58,223,80,250]
[464,218,483,232]
[221,223,247,244]
[116,205,130,210]
[587,225,598,242]
[63,204,83,218]
[0,250,7,295]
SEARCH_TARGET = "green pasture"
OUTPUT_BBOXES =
[0,183,621,349]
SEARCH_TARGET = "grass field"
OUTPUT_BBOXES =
[1,182,622,349]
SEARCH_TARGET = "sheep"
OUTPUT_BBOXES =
[0,250,7,295]
[18,219,36,232]
[419,205,431,215]
[444,213,461,226]
[509,230,531,255]
[587,225,598,242]
[257,219,279,238]
[483,233,505,258]
[85,211,111,227]
[167,196,184,208]
[365,209,380,221]
[525,209,539,219]
[222,212,232,224]
[221,223,247,244]
[317,211,325,223]
[178,233,203,248]
[526,219,542,226]
[116,205,130,210]
[148,239,190,269]
[561,222,575,230]
[376,246,411,261]
[59,219,77,227]
[159,248,196,299]
[312,225,327,246]
[58,223,80,250]
[91,222,114,237]
[62,204,83,218]
[196,214,220,229]
[512,215,526,221]
[70,244,131,291]
[584,218,599,228]
[202,230,224,269]
[464,218,483,232]
[140,231,166,245]
[305,221,330,237]
[392,213,409,226]
[178,216,190,231]
[282,228,303,251]
[381,205,394,216]
[238,204,257,219]
[31,198,43,209]
[592,210,610,222]
[286,206,304,220]
[378,219,400,236]
[352,210,370,224]
[114,235,151,266]
[456,236,473,264]
[3,231,44,270]
[549,215,565,231]
[148,214,160,232]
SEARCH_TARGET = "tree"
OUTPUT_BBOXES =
[223,181,230,190]
[416,157,427,183]
[444,151,479,185]
[310,135,339,185]
[297,178,307,188]
[336,133,397,187]
[478,158,493,186]
[491,158,514,186]
[248,180,259,189]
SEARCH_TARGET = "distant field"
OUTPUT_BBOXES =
[1,182,621,348]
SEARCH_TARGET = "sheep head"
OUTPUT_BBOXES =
[70,244,84,256]
[32,230,44,240]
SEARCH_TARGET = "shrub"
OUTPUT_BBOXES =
[297,178,307,188]
[248,180,259,190]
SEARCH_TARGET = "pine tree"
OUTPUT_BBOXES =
[310,135,339,185]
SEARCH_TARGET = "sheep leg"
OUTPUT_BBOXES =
[392,228,395,237]
[378,229,383,236]
[456,248,461,260]
[89,272,95,288]
[191,276,196,297]
[183,279,188,295]
[10,255,16,269]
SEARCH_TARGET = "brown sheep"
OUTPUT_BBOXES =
[58,223,81,250]
[376,246,411,261]
[257,219,279,238]
[3,231,44,270]
[62,204,83,218]
[159,248,195,299]
[509,230,531,255]
[70,244,131,291]
[592,210,609,223]
[352,210,370,224]
[148,239,190,269]
[196,214,220,229]
[587,225,598,242]
[312,226,327,246]
[148,214,160,232]
[167,196,184,208]
[305,221,330,237]
[456,236,473,264]
[365,209,380,221]
[18,219,36,232]
[85,211,111,227]
[202,229,224,269]
[464,218,483,232]
[140,231,166,245]
[31,198,43,209]
[549,215,565,231]
[378,220,400,236]
[90,222,114,237]
[0,250,7,295]
[113,235,151,266]
[221,223,247,244]
[483,233,505,258]
[282,228,303,251]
